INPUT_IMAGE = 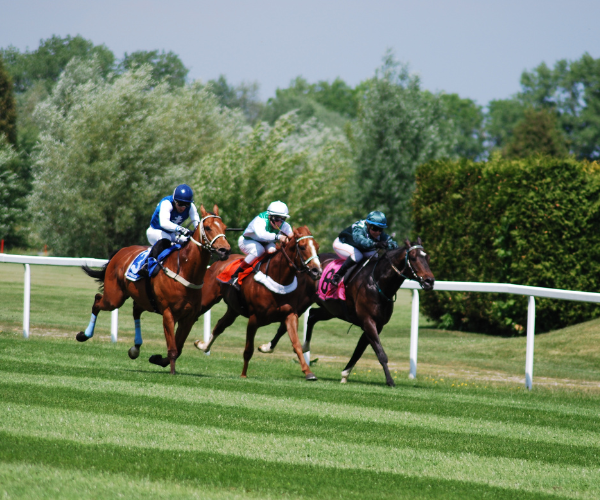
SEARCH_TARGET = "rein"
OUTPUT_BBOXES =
[160,214,226,290]
[372,244,426,302]
[280,235,318,275]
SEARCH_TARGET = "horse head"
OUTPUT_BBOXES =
[196,204,231,261]
[401,237,435,291]
[282,226,322,281]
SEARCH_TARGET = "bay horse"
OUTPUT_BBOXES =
[258,238,435,387]
[193,226,322,380]
[76,205,231,374]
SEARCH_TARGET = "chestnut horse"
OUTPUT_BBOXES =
[193,226,322,380]
[259,238,435,386]
[76,205,231,374]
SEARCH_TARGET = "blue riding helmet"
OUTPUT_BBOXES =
[366,210,387,228]
[173,184,194,204]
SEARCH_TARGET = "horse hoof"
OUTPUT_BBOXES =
[341,378,348,384]
[258,343,273,353]
[387,380,396,388]
[305,373,317,381]
[149,354,169,368]
[128,345,140,359]
[76,332,89,342]
[341,368,351,379]
[194,340,209,352]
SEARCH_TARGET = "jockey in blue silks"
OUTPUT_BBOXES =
[146,184,200,275]
[330,210,398,286]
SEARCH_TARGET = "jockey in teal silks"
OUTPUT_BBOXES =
[228,201,293,290]
[330,210,398,286]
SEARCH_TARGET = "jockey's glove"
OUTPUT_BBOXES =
[178,227,192,238]
[374,240,388,249]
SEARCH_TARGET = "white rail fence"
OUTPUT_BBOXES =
[3,253,600,390]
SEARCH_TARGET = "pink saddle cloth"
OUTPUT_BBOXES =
[317,259,347,301]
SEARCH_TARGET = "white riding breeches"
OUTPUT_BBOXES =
[147,227,178,246]
[238,236,277,265]
[333,237,376,262]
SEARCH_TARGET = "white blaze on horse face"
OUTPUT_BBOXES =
[308,238,321,268]
[420,251,427,257]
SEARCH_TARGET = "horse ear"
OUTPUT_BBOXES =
[417,236,422,245]
[212,204,219,216]
[200,204,208,217]
[404,238,411,248]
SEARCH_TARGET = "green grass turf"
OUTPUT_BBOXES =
[1,263,600,499]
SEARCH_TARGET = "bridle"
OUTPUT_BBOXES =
[189,215,227,254]
[391,244,426,286]
[280,235,320,274]
[372,244,427,301]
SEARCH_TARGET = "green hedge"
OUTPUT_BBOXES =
[412,155,600,334]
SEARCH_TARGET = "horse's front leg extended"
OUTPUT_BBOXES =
[363,318,394,387]
[149,309,178,373]
[285,313,317,381]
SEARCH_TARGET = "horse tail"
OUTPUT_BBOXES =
[81,250,119,291]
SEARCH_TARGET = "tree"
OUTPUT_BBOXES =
[0,35,115,93]
[31,59,238,257]
[352,52,456,235]
[207,75,263,124]
[118,50,188,88]
[485,98,527,152]
[503,108,568,159]
[261,76,357,129]
[0,143,24,244]
[439,93,484,159]
[0,54,17,145]
[195,114,354,251]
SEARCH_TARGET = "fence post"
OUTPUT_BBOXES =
[303,306,310,366]
[110,309,118,342]
[23,264,30,339]
[203,309,211,355]
[409,289,419,379]
[525,295,536,390]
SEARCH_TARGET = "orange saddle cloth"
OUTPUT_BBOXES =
[216,256,265,285]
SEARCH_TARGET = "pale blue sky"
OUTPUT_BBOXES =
[1,0,598,105]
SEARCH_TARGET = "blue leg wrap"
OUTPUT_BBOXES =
[84,313,97,338]
[134,319,142,346]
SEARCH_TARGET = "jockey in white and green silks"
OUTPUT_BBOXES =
[228,201,293,288]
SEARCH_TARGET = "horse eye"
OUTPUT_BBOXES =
[299,245,306,250]
[204,225,210,232]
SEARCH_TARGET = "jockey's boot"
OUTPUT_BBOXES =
[228,261,251,291]
[149,238,172,278]
[330,258,356,287]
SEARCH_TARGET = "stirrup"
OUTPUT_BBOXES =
[330,274,342,287]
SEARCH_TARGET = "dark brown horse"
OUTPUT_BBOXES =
[76,205,231,374]
[259,238,435,386]
[193,226,322,380]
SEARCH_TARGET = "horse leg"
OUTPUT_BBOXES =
[241,316,259,378]
[195,306,239,352]
[128,301,144,359]
[174,314,197,357]
[76,282,127,342]
[285,313,317,381]
[363,318,395,387]
[149,308,178,374]
[341,332,370,383]
[303,306,333,354]
[258,322,287,353]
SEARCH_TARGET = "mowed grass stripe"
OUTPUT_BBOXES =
[2,349,599,437]
[2,370,600,453]
[0,435,563,500]
[0,403,595,499]
[0,462,270,500]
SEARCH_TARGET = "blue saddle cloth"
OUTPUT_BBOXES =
[125,244,182,281]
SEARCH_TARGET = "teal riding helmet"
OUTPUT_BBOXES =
[366,211,387,228]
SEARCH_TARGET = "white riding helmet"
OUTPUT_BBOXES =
[267,201,290,218]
